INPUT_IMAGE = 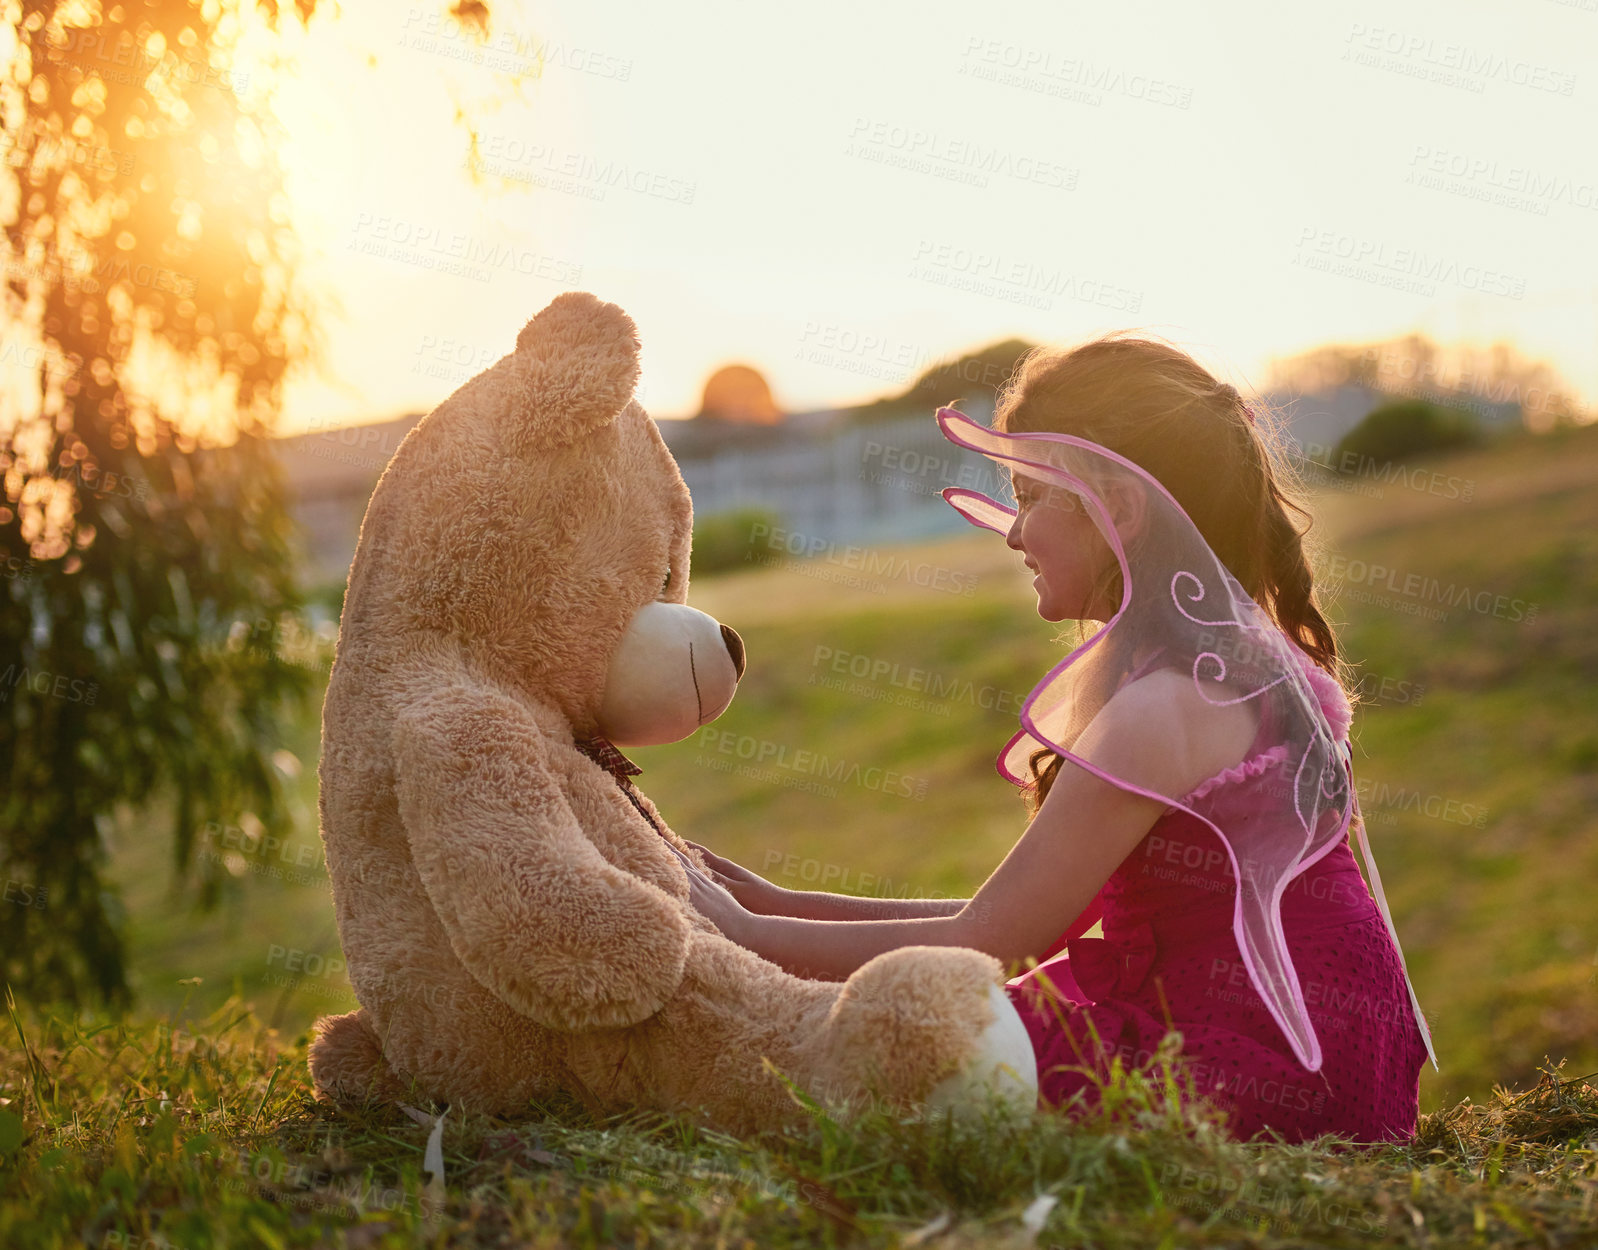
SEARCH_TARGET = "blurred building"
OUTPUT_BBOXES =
[274,398,1000,586]
[275,383,1519,589]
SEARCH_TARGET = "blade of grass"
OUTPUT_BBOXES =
[4,983,54,1126]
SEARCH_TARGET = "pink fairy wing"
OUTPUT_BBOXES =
[942,487,1015,535]
[936,406,1438,1074]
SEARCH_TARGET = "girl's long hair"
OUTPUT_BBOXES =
[993,332,1345,815]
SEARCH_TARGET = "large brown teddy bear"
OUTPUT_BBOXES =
[307,291,1036,1134]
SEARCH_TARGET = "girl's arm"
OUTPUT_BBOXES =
[683,669,1257,980]
[764,891,968,921]
[685,841,967,920]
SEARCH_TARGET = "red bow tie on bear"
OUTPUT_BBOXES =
[575,735,643,782]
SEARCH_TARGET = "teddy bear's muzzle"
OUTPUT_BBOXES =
[597,601,747,746]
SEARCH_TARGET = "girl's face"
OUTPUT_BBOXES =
[1004,471,1117,622]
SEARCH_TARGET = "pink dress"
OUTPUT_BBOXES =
[1003,653,1430,1143]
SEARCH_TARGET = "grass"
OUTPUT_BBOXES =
[23,418,1594,1245]
[3,995,1595,1247]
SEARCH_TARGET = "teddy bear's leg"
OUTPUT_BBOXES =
[308,1008,404,1105]
[809,947,1037,1119]
[569,934,1037,1134]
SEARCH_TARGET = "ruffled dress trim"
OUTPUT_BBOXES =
[1180,742,1292,803]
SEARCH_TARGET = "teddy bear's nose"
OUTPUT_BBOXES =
[719,623,746,680]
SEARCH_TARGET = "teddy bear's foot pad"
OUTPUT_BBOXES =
[924,983,1038,1117]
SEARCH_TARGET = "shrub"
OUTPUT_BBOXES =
[692,506,784,576]
[1334,399,1483,467]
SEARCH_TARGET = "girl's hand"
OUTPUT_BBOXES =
[663,843,759,945]
[680,840,790,916]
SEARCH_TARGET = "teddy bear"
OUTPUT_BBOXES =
[306,291,1036,1134]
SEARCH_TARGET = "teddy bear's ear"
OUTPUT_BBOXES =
[508,291,643,452]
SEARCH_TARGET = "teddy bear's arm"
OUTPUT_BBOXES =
[391,692,692,1034]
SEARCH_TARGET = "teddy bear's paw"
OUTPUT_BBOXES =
[819,948,1036,1120]
[509,292,642,450]
[923,982,1039,1119]
[308,1008,403,1106]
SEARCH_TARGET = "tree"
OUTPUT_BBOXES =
[0,0,334,1004]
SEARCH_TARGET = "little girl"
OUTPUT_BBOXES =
[681,334,1436,1143]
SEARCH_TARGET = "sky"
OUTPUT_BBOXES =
[259,0,1598,433]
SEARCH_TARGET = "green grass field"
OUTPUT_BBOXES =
[7,421,1595,1245]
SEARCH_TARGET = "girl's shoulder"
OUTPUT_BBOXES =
[1106,638,1353,805]
[1095,665,1263,803]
